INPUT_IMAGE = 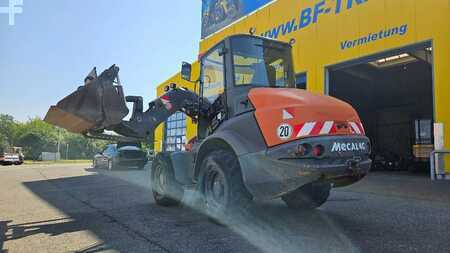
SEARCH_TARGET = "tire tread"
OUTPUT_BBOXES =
[151,154,183,206]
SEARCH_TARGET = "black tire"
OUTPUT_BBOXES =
[151,154,184,206]
[199,150,251,221]
[282,182,331,209]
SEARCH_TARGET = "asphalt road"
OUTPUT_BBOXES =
[1,164,450,253]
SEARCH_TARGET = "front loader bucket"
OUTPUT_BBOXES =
[44,65,129,134]
[45,106,97,134]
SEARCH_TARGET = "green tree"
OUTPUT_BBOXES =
[0,132,9,153]
[17,132,48,160]
[63,133,108,160]
[1,114,110,160]
[0,114,18,147]
[15,118,59,159]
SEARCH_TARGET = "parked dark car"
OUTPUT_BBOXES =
[93,142,147,170]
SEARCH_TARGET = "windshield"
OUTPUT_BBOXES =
[231,37,295,88]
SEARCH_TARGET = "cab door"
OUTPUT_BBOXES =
[198,42,227,139]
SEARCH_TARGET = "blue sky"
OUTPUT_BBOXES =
[0,0,201,122]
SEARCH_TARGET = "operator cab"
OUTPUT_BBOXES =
[181,35,296,138]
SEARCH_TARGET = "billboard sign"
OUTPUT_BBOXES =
[201,0,274,38]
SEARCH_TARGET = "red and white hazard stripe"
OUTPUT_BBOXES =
[349,122,365,135]
[160,95,173,110]
[294,121,365,138]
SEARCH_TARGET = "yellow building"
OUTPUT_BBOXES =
[156,0,449,175]
[154,62,200,152]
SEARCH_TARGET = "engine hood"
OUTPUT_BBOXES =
[248,88,365,147]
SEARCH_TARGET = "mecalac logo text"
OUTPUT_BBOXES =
[331,142,366,152]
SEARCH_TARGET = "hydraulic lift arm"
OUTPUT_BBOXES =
[110,87,203,142]
[45,65,208,143]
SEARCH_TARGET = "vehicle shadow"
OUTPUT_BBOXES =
[15,167,369,253]
[6,218,77,240]
[17,170,259,252]
[3,218,116,252]
[0,220,9,253]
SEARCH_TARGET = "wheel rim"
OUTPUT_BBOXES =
[205,166,227,209]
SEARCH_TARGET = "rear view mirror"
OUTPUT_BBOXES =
[181,62,192,81]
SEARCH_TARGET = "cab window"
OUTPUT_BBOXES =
[201,45,225,103]
[231,37,295,88]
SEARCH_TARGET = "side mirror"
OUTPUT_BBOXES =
[181,62,192,81]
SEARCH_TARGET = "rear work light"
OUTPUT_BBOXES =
[312,145,325,157]
[296,144,312,157]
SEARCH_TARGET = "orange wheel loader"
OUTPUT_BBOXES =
[45,35,371,218]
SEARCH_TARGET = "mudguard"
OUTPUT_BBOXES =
[193,112,267,179]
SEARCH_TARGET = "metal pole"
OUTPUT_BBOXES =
[66,144,69,160]
[430,150,450,180]
[57,127,61,161]
[430,151,436,181]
